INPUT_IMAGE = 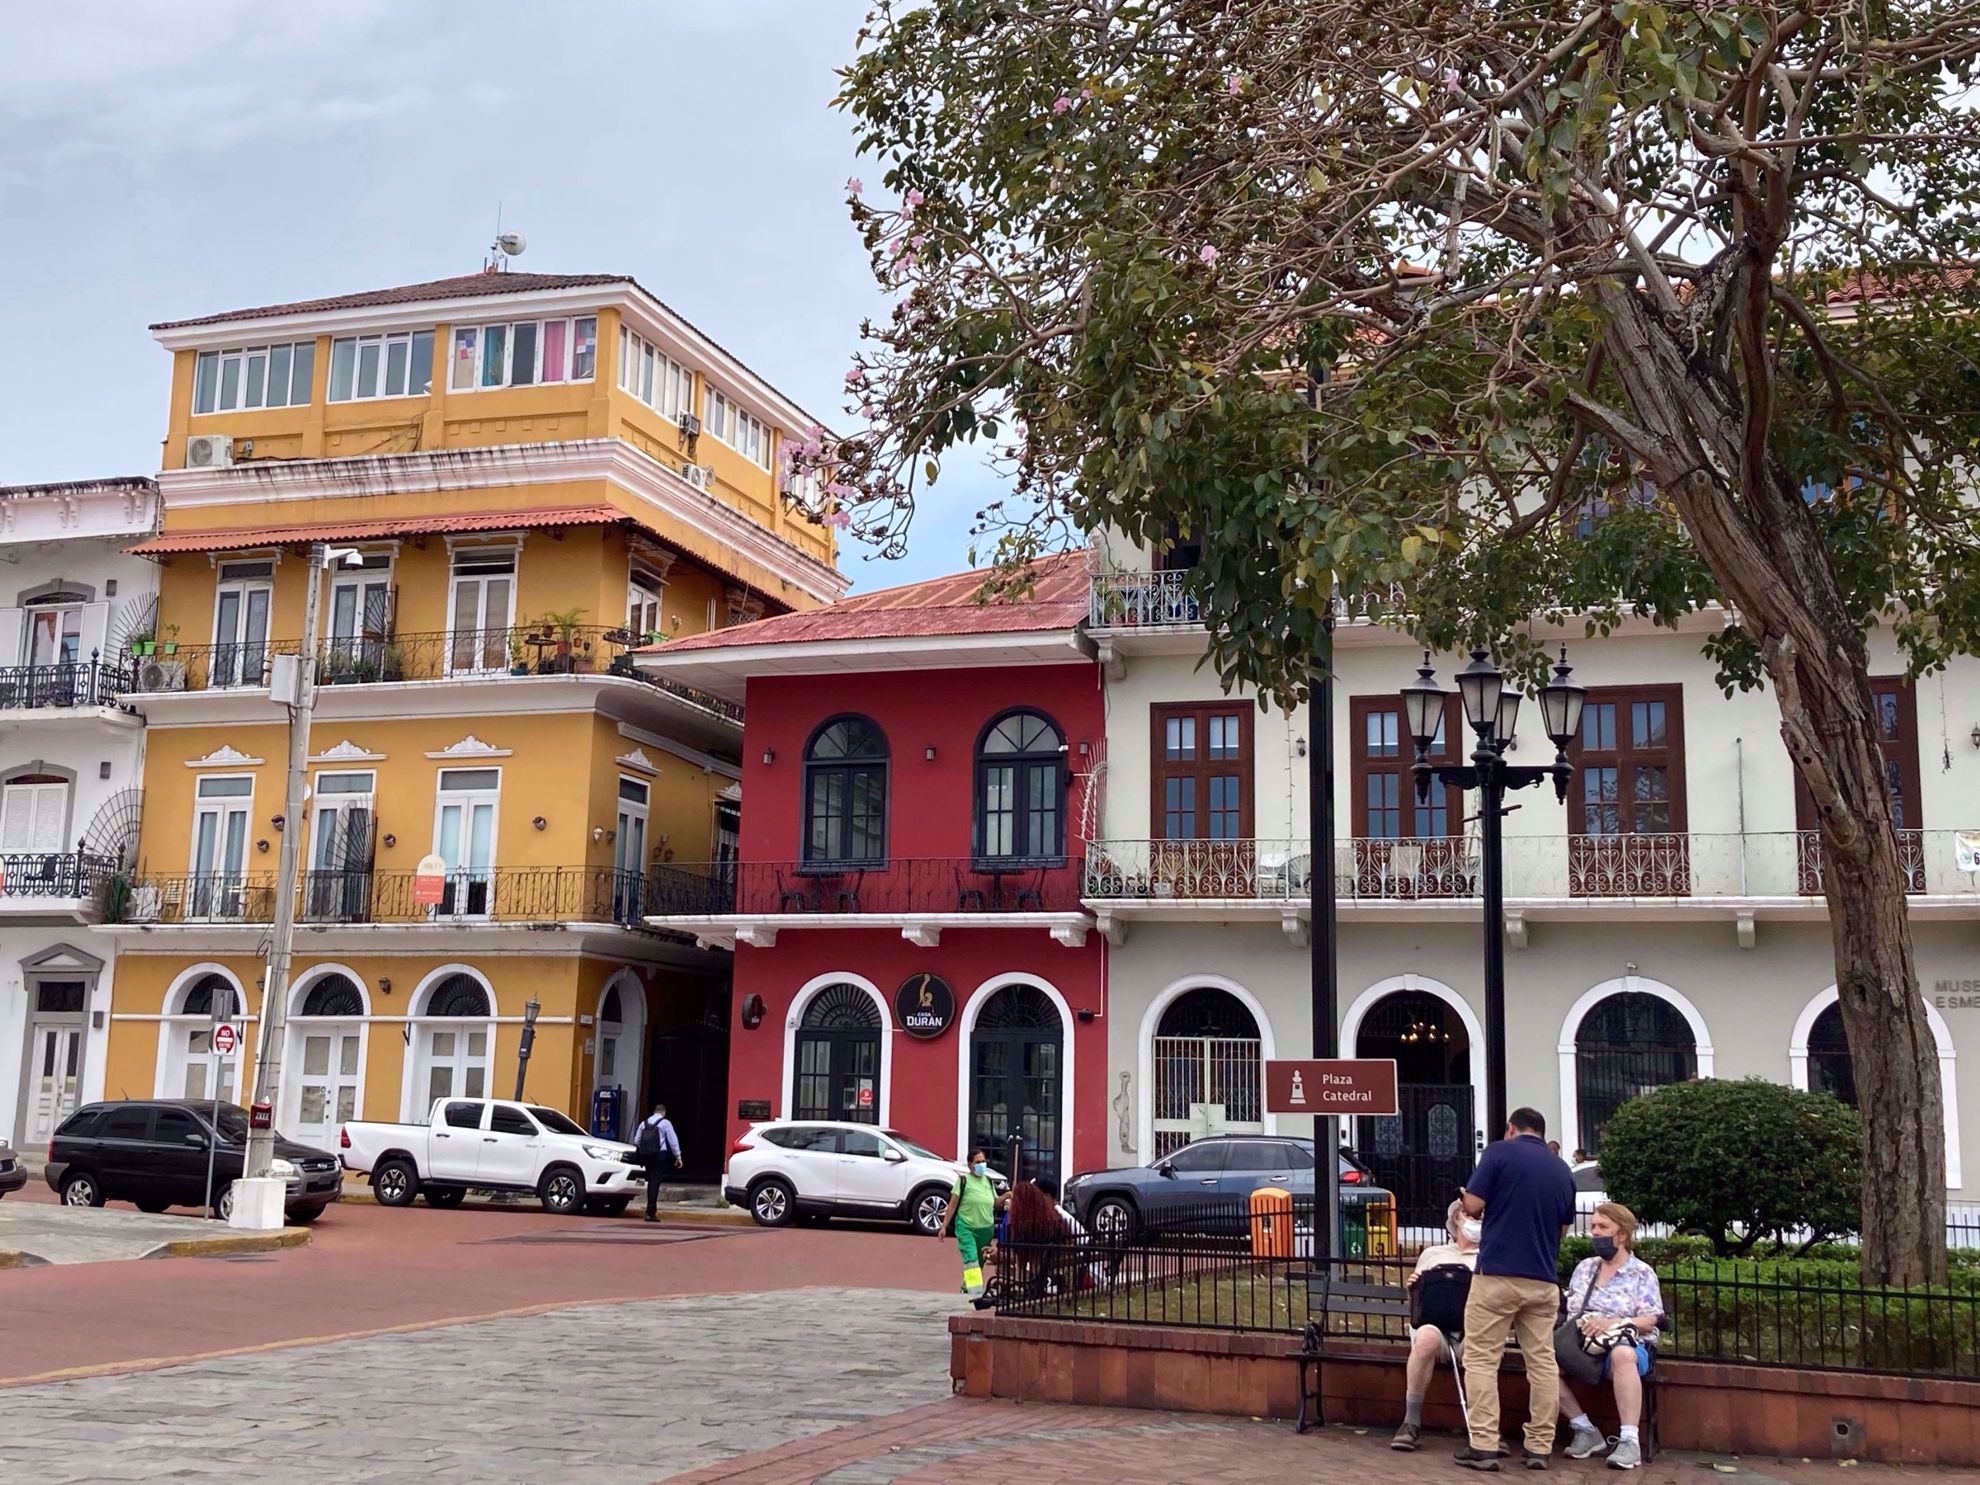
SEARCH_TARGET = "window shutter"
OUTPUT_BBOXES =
[80,601,111,663]
[0,607,22,666]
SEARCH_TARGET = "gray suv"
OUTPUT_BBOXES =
[1062,1134,1392,1239]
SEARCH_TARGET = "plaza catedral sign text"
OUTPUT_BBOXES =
[1263,1059,1401,1117]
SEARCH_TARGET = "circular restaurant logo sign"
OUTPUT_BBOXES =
[895,973,955,1040]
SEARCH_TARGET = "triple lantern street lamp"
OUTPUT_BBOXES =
[1397,644,1587,1144]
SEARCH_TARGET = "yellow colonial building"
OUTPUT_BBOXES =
[99,270,844,1175]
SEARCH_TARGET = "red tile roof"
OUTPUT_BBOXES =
[149,272,634,330]
[660,551,1093,652]
[130,504,627,554]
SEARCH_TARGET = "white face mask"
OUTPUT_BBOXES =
[1459,1218,1483,1244]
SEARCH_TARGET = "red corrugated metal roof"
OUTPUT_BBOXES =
[149,273,634,330]
[130,505,626,554]
[658,551,1091,652]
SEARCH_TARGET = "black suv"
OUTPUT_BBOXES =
[44,1100,341,1223]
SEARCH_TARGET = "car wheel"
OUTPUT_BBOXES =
[213,1183,235,1222]
[287,1205,324,1225]
[749,1177,795,1228]
[60,1172,105,1208]
[587,1196,632,1217]
[423,1186,467,1209]
[538,1166,584,1215]
[135,1199,171,1215]
[1091,1196,1137,1242]
[911,1185,952,1237]
[372,1158,419,1207]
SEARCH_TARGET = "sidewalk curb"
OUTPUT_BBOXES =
[140,1227,313,1260]
[335,1183,753,1225]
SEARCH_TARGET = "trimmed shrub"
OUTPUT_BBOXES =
[1597,1077,1861,1253]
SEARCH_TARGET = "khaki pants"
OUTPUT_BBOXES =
[1461,1274,1561,1455]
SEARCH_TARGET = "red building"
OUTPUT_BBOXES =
[638,555,1106,1184]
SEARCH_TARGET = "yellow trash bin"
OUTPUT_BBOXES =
[1250,1185,1294,1257]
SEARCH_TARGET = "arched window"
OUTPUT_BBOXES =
[426,973,492,1018]
[181,973,241,1020]
[975,710,1066,862]
[794,983,882,1123]
[1152,988,1262,1157]
[1807,1003,1856,1106]
[298,974,365,1018]
[803,716,888,865]
[1573,992,1697,1156]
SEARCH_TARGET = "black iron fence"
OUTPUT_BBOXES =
[0,850,117,900]
[993,1205,1980,1379]
[105,865,730,930]
[0,657,130,710]
[124,640,302,693]
[650,857,1086,917]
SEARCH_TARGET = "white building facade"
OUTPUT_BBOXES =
[0,477,158,1147]
[1086,541,1980,1226]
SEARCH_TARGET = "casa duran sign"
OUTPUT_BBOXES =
[895,973,956,1039]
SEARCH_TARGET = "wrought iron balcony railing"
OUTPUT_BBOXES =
[104,865,730,930]
[1089,571,1202,629]
[121,624,741,724]
[0,851,117,902]
[646,857,1086,917]
[0,657,131,711]
[1085,830,1980,903]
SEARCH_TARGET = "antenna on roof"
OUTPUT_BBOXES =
[484,203,526,273]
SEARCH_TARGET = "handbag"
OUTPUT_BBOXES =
[1553,1265,1607,1385]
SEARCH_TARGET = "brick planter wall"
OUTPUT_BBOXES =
[950,1313,1980,1466]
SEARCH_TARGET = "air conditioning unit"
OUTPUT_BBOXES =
[185,435,234,469]
[682,464,713,492]
[137,659,188,693]
[677,412,702,439]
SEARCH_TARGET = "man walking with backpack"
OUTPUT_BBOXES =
[633,1101,681,1223]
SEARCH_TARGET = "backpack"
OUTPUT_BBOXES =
[634,1119,661,1157]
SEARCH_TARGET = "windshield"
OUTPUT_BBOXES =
[881,1130,942,1160]
[528,1106,587,1137]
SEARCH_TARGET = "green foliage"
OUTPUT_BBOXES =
[1598,1078,1864,1253]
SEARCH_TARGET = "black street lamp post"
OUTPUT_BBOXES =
[1401,645,1586,1141]
[514,997,542,1100]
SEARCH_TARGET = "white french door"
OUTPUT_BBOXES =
[181,1024,240,1103]
[213,564,273,688]
[26,1025,82,1143]
[326,566,392,677]
[25,606,82,667]
[613,776,649,922]
[190,775,253,919]
[447,553,515,674]
[307,773,375,921]
[417,1025,491,1107]
[434,768,499,917]
[294,1027,363,1145]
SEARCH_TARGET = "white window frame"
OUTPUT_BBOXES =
[0,776,69,855]
[211,559,275,688]
[704,385,772,467]
[187,773,255,921]
[617,327,695,424]
[432,767,502,917]
[193,341,316,415]
[327,329,435,403]
[445,546,519,675]
[325,552,395,664]
[455,316,598,393]
[627,565,666,642]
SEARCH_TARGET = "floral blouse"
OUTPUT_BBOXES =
[1565,1254,1665,1345]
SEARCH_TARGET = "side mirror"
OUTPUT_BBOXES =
[883,1148,907,1163]
[183,1132,207,1148]
[1157,1162,1176,1179]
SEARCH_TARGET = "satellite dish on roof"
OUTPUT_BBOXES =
[494,230,527,258]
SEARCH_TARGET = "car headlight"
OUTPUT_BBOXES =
[270,1159,298,1179]
[582,1144,622,1161]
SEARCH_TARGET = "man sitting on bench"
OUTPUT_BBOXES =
[1393,1198,1482,1452]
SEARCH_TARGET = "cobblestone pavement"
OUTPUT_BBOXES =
[669,1398,1980,1485]
[0,1288,962,1485]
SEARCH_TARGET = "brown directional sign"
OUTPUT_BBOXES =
[1264,1059,1400,1116]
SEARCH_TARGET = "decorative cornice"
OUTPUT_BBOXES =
[614,748,660,775]
[310,739,386,764]
[424,734,512,760]
[185,744,263,768]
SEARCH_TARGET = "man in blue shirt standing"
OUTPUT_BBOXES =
[1456,1106,1577,1470]
[633,1102,682,1223]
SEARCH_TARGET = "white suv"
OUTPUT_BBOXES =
[724,1121,1001,1233]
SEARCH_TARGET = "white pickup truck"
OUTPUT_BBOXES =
[340,1097,644,1216]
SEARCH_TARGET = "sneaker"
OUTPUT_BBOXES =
[1392,1423,1422,1452]
[1564,1425,1608,1460]
[1455,1445,1507,1472]
[1606,1439,1641,1471]
[1520,1450,1549,1470]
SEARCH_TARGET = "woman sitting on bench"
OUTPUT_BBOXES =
[1391,1198,1481,1452]
[1558,1202,1663,1471]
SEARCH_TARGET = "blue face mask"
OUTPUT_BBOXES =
[971,1162,987,1177]
[1591,1235,1619,1260]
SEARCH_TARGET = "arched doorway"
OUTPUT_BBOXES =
[650,988,729,1182]
[287,969,367,1148]
[407,969,494,1115]
[1573,992,1697,1156]
[1151,987,1262,1158]
[792,983,882,1123]
[160,969,244,1103]
[1806,1003,1856,1106]
[1351,987,1474,1229]
[967,983,1064,1184]
[593,973,646,1130]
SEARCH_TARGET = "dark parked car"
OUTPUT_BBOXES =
[44,1100,341,1223]
[1062,1135,1394,1240]
[0,1137,25,1199]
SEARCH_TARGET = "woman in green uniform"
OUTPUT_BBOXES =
[939,1148,1003,1297]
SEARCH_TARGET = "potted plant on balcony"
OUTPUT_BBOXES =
[160,624,179,657]
[128,630,156,658]
[536,608,586,674]
[379,643,405,682]
[507,629,530,676]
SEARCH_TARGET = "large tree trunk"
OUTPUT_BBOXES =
[1591,285,1949,1286]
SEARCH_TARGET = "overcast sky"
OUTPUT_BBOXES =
[0,0,989,591]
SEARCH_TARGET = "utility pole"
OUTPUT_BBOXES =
[236,543,356,1227]
[1309,614,1339,1264]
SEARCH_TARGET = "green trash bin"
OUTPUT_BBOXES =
[1342,1201,1368,1258]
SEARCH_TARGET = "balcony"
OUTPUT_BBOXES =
[103,865,725,933]
[1090,571,1201,629]
[643,857,1094,950]
[1797,829,1927,895]
[121,624,743,728]
[0,657,132,714]
[0,851,117,920]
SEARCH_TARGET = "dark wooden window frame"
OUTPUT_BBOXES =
[1566,683,1689,836]
[1149,701,1255,839]
[1793,676,1921,832]
[1348,694,1465,839]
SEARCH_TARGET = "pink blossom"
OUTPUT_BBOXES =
[1052,94,1073,115]
[1080,86,1095,100]
[1199,244,1220,266]
[825,510,853,530]
[846,176,864,196]
[1226,73,1243,96]
[844,366,867,388]
[1443,68,1462,96]
[911,234,927,251]
[905,188,925,208]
